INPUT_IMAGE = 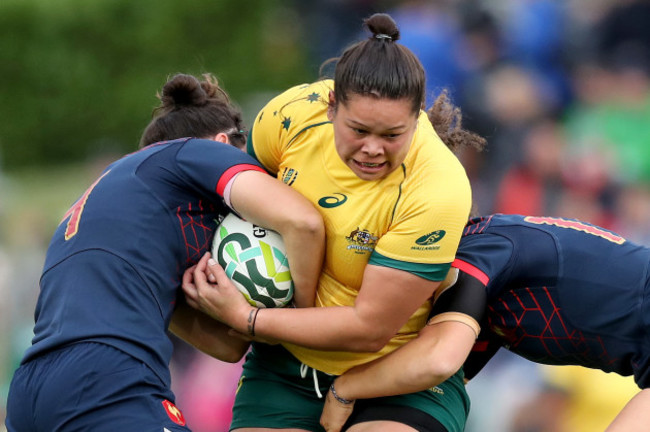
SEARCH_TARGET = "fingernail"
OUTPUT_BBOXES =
[208,258,217,266]
[208,273,216,282]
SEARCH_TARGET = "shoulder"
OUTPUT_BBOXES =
[258,80,332,121]
[402,125,471,204]
[252,81,332,144]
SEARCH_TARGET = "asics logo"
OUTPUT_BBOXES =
[318,193,347,208]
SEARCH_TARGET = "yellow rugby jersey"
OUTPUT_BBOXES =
[248,80,471,375]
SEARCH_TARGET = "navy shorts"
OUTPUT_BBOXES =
[6,342,191,432]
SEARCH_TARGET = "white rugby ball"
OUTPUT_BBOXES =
[211,213,294,308]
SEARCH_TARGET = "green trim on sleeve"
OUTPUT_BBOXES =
[246,128,274,175]
[369,251,451,281]
[246,129,258,161]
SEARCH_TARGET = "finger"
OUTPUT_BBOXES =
[182,264,197,287]
[207,258,230,284]
[182,285,199,306]
[182,266,199,299]
[194,252,211,276]
[184,296,200,310]
[191,254,215,289]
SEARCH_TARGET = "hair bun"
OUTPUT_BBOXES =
[364,13,400,42]
[161,74,208,107]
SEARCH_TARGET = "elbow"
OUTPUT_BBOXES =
[352,329,394,353]
[295,211,325,239]
[279,209,324,243]
[205,343,248,364]
[220,350,246,364]
[418,356,462,385]
[355,340,386,353]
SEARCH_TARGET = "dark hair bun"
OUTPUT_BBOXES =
[161,74,208,107]
[364,13,400,41]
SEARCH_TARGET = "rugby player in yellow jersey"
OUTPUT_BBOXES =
[183,12,472,432]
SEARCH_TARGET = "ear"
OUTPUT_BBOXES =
[213,132,230,144]
[327,90,336,121]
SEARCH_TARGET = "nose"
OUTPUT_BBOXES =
[360,136,384,157]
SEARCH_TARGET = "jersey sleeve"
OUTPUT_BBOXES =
[452,233,515,290]
[247,80,333,174]
[463,333,503,380]
[428,270,487,337]
[175,139,266,199]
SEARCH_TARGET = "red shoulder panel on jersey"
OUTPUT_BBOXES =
[216,164,267,196]
[452,258,489,286]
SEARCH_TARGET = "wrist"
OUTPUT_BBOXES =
[246,307,260,336]
[329,380,354,406]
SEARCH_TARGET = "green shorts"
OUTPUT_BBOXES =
[230,343,470,432]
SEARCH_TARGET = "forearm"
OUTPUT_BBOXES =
[229,170,325,308]
[333,321,476,400]
[606,389,650,432]
[170,303,249,363]
[232,305,386,352]
[196,262,438,352]
[334,338,443,400]
[277,221,324,308]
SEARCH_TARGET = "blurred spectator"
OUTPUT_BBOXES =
[492,118,565,216]
[563,59,650,184]
[292,0,380,72]
[510,365,639,432]
[595,0,650,75]
[610,183,650,244]
[499,0,573,112]
[468,64,554,212]
[465,351,546,432]
[389,0,468,106]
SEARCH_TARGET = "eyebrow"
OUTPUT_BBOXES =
[347,120,407,131]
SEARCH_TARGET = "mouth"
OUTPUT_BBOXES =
[354,160,386,171]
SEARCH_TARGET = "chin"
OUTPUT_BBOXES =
[353,169,387,181]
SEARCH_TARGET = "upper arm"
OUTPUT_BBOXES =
[431,270,488,326]
[419,318,478,376]
[354,264,441,342]
[229,170,321,232]
[229,170,325,308]
[430,270,496,380]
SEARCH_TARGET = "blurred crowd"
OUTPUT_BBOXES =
[2,0,650,430]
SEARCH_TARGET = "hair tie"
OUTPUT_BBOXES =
[375,33,392,41]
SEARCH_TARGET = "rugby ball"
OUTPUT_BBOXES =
[211,213,294,308]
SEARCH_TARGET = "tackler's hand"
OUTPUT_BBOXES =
[181,252,255,332]
[320,381,355,432]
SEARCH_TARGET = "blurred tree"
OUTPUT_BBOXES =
[0,0,310,170]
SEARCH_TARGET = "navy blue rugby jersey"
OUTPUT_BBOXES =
[23,138,265,386]
[444,214,650,387]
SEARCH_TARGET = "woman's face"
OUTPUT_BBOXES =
[328,92,418,181]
